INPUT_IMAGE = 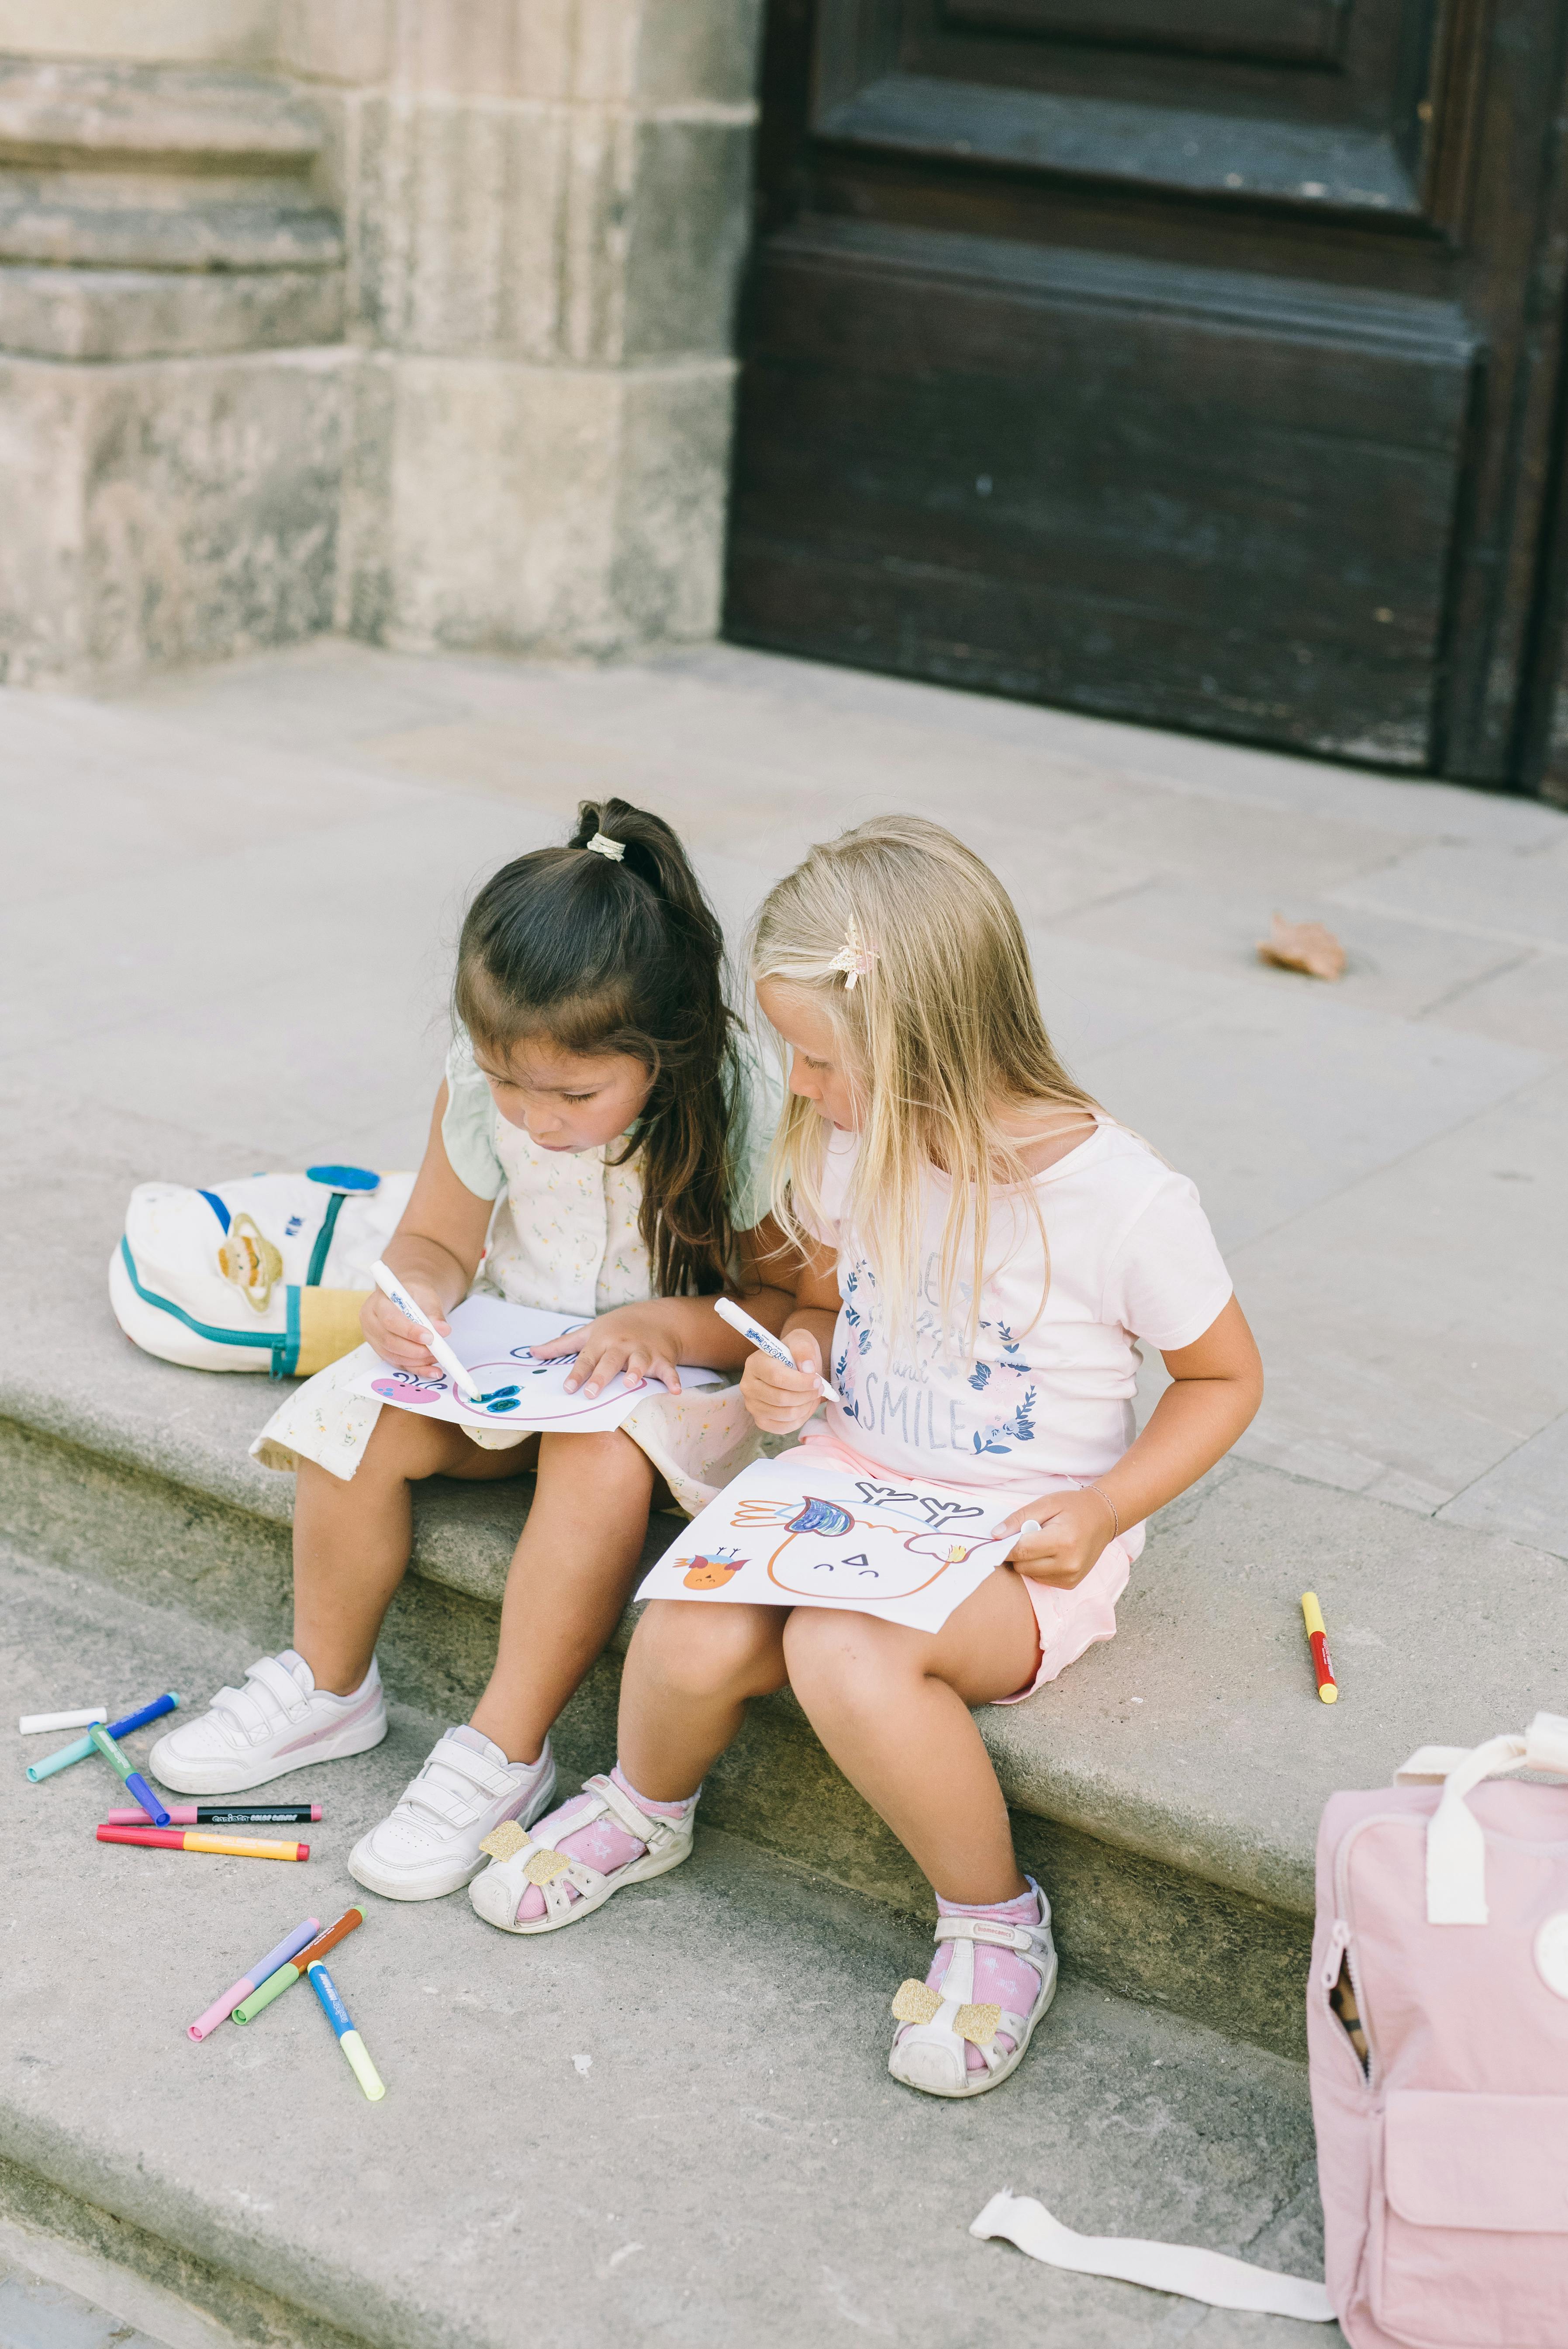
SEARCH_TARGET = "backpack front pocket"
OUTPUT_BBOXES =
[1373,2090,1568,2346]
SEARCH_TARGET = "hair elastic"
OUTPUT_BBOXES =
[585,833,625,861]
[829,915,877,990]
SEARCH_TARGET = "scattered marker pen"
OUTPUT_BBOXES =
[308,1961,385,2101]
[97,1825,308,1860]
[1301,1591,1339,1704]
[19,1707,107,1735]
[368,1261,479,1396]
[231,1905,365,2022]
[105,1803,321,1826]
[27,1693,179,1782]
[88,1723,171,1826]
[187,1917,321,2041]
[714,1298,836,1404]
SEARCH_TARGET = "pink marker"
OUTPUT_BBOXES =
[106,1803,321,1826]
[187,1916,320,2041]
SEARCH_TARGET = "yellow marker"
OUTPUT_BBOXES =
[1301,1591,1338,1703]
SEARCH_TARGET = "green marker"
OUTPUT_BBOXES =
[231,1904,363,2022]
[88,1723,171,1827]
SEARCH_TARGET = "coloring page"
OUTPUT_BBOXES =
[352,1293,725,1435]
[636,1452,1015,1635]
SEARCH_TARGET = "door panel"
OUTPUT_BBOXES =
[727,0,1568,784]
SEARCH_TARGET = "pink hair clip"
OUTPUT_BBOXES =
[829,916,877,991]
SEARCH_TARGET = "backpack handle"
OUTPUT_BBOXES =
[1424,1712,1568,1924]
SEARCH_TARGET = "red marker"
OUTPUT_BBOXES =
[1301,1592,1338,1703]
[96,1825,309,1860]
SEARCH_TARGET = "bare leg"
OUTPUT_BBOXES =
[469,1428,666,1766]
[782,1569,1042,1905]
[293,1411,532,1696]
[617,1599,790,1800]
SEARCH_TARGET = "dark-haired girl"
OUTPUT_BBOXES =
[150,804,789,1907]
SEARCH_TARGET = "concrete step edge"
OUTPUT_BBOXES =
[0,1385,1314,1916]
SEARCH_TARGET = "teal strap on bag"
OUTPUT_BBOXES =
[304,1191,347,1289]
[118,1237,293,1375]
[279,1285,301,1378]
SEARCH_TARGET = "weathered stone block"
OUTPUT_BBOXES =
[340,349,731,655]
[351,93,748,363]
[279,0,393,86]
[0,345,350,688]
[284,0,763,108]
[622,116,753,358]
[0,260,342,358]
[0,2,280,67]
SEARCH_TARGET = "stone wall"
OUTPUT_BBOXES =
[0,0,761,687]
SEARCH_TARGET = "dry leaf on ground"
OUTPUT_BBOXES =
[1256,912,1345,982]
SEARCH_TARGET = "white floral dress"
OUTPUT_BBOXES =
[250,1029,780,1517]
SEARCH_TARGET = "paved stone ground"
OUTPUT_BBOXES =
[4,638,1567,2343]
[9,635,1567,1543]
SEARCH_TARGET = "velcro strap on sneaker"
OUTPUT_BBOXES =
[934,1917,1034,1952]
[246,1656,311,1716]
[479,1820,529,1864]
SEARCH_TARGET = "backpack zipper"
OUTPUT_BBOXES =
[1324,1810,1419,2093]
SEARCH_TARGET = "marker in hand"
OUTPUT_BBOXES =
[715,1298,836,1404]
[368,1261,479,1398]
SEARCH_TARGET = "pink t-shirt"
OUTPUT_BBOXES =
[808,1118,1233,1552]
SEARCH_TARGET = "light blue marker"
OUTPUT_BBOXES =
[27,1693,179,1783]
[307,1962,385,2101]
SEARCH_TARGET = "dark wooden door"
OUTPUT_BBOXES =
[724,0,1568,790]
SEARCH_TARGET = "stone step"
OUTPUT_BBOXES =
[3,1543,1335,2349]
[8,1321,1560,2065]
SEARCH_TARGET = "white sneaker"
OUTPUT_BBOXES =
[148,1651,387,1795]
[348,1728,557,1903]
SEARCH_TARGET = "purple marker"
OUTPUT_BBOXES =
[187,1916,321,2041]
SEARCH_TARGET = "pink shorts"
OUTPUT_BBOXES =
[795,1428,1133,1702]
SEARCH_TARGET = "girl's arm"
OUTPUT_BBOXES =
[738,1241,842,1432]
[995,1295,1264,1587]
[528,1217,804,1400]
[363,1081,494,1375]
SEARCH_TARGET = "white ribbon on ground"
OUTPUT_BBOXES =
[971,2191,1336,2322]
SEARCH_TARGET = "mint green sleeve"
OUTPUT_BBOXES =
[441,1028,507,1202]
[727,1029,785,1235]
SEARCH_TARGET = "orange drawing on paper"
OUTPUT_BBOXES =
[729,1491,992,1602]
[678,1549,747,1590]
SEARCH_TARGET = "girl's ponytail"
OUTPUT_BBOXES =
[456,800,740,1297]
[565,800,727,976]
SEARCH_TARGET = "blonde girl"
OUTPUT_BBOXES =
[463,816,1261,2104]
[151,801,789,1909]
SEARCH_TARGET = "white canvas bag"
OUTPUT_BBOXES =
[110,1165,414,1377]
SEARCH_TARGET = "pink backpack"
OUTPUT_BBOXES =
[1309,1713,1568,2347]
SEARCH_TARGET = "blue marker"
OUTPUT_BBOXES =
[27,1692,180,1784]
[307,1962,386,2101]
[88,1723,172,1826]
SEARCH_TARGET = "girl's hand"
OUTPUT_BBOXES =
[528,1303,684,1398]
[741,1329,825,1434]
[361,1281,452,1378]
[992,1489,1117,1590]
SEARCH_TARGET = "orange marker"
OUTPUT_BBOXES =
[1301,1592,1338,1703]
[96,1825,309,1860]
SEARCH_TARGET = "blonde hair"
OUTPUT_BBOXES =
[751,815,1102,1352]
